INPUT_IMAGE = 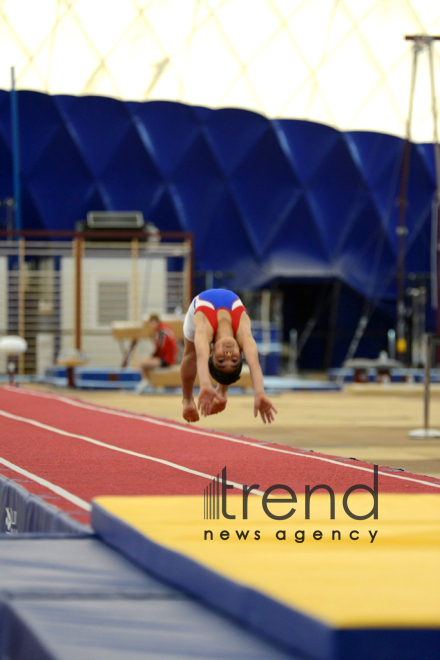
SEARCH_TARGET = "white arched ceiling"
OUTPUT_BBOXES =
[0,0,439,141]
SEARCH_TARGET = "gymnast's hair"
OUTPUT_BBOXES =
[208,355,243,385]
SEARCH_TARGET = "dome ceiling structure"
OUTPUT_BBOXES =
[0,0,439,141]
[0,0,437,345]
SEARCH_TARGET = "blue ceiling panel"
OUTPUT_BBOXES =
[16,92,65,176]
[172,133,226,241]
[128,100,203,178]
[344,132,403,185]
[55,94,134,178]
[196,191,257,273]
[273,119,341,184]
[0,92,12,148]
[336,199,397,298]
[149,186,183,232]
[203,108,269,175]
[0,132,12,193]
[415,143,436,189]
[344,132,403,220]
[231,127,302,257]
[301,137,369,260]
[406,146,437,208]
[265,194,330,268]
[26,124,96,227]
[20,183,46,230]
[99,124,162,212]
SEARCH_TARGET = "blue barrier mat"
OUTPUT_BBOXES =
[0,474,91,535]
[1,599,297,660]
[0,538,176,599]
[0,537,298,659]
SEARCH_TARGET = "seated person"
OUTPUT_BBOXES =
[137,314,178,392]
[180,288,277,423]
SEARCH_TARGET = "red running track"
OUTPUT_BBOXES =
[1,386,439,526]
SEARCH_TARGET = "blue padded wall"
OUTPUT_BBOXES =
[0,91,435,298]
[0,90,436,366]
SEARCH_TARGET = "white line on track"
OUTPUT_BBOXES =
[0,408,265,497]
[3,386,440,490]
[0,456,91,511]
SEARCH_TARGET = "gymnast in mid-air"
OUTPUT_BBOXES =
[180,288,277,424]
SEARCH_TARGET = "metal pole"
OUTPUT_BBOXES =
[289,328,298,374]
[18,236,25,375]
[396,43,419,359]
[131,238,139,321]
[387,329,396,360]
[405,35,440,347]
[427,42,440,338]
[130,237,139,367]
[409,332,440,438]
[74,236,83,351]
[10,67,21,231]
[431,197,438,310]
[423,333,431,432]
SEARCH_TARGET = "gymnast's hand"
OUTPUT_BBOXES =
[210,384,228,415]
[254,393,277,424]
[197,385,227,418]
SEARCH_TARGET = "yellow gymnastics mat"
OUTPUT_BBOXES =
[92,493,440,660]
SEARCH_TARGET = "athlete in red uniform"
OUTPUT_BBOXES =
[180,289,277,424]
[137,314,178,392]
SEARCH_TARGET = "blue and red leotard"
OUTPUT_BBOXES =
[183,289,246,342]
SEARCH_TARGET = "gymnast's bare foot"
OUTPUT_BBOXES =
[183,398,200,423]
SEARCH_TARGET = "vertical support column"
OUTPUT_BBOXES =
[131,238,139,322]
[131,237,139,366]
[409,333,440,438]
[404,35,440,361]
[18,236,25,375]
[10,67,21,232]
[427,43,440,342]
[74,235,83,352]
[396,43,418,360]
[289,328,298,375]
[423,333,432,432]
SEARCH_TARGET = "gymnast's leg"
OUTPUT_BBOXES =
[180,338,200,422]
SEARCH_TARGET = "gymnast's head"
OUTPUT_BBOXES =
[208,336,243,385]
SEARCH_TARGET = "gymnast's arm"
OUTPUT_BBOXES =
[194,318,227,416]
[180,337,198,403]
[238,316,278,424]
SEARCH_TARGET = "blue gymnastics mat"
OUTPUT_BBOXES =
[0,537,174,599]
[0,537,296,659]
[1,599,297,660]
[43,366,342,391]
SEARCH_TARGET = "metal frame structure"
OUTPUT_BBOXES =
[409,332,440,438]
[397,35,440,359]
[0,230,193,376]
